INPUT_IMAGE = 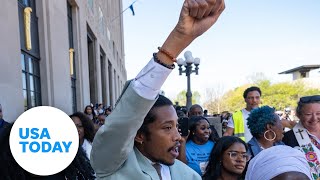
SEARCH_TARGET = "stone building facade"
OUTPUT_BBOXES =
[0,0,126,122]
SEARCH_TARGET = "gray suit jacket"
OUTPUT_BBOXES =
[91,81,201,180]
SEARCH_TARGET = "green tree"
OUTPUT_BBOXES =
[222,78,320,113]
[223,85,249,112]
[262,80,320,110]
[174,90,201,107]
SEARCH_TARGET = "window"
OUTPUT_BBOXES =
[300,72,307,78]
[21,52,41,110]
[19,0,41,111]
[18,0,30,6]
[114,70,117,98]
[87,0,93,11]
[87,29,97,104]
[67,2,77,113]
[100,49,107,105]
[108,61,113,106]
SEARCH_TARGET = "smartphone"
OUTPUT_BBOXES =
[178,117,189,136]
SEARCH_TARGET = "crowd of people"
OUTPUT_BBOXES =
[0,0,320,179]
[172,91,319,180]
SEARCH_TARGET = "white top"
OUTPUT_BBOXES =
[227,108,252,142]
[146,158,171,180]
[82,138,92,160]
[157,163,171,180]
[133,58,172,100]
[133,57,172,179]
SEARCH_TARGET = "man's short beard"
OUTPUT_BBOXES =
[155,159,175,166]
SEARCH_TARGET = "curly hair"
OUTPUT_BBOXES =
[247,106,277,138]
[70,112,95,143]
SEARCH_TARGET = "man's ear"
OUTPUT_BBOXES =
[134,131,145,144]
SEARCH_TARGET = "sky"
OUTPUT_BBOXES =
[122,0,320,104]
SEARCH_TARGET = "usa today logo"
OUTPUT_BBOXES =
[9,106,79,176]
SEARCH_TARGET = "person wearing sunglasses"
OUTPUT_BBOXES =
[283,95,320,179]
[246,106,284,158]
[202,136,250,180]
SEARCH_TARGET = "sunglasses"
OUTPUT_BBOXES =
[299,95,320,104]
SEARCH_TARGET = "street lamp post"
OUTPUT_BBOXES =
[177,51,200,111]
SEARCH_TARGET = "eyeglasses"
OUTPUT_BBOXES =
[227,151,251,162]
[299,95,320,104]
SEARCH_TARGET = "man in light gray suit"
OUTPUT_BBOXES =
[90,0,225,179]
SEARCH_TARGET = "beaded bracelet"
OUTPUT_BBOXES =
[153,53,175,70]
[157,47,177,62]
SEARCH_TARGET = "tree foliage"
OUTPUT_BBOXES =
[205,74,320,113]
[222,78,320,112]
[174,72,320,114]
[222,86,248,112]
[174,90,201,107]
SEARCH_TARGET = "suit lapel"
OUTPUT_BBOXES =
[134,147,161,180]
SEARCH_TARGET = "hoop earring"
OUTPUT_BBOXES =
[264,129,276,141]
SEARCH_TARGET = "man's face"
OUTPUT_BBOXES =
[244,91,261,110]
[98,115,106,125]
[138,105,181,165]
[189,107,203,117]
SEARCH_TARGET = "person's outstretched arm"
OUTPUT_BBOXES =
[158,0,225,67]
[90,0,225,177]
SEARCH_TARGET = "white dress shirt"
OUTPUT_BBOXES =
[133,57,172,100]
[133,57,173,179]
